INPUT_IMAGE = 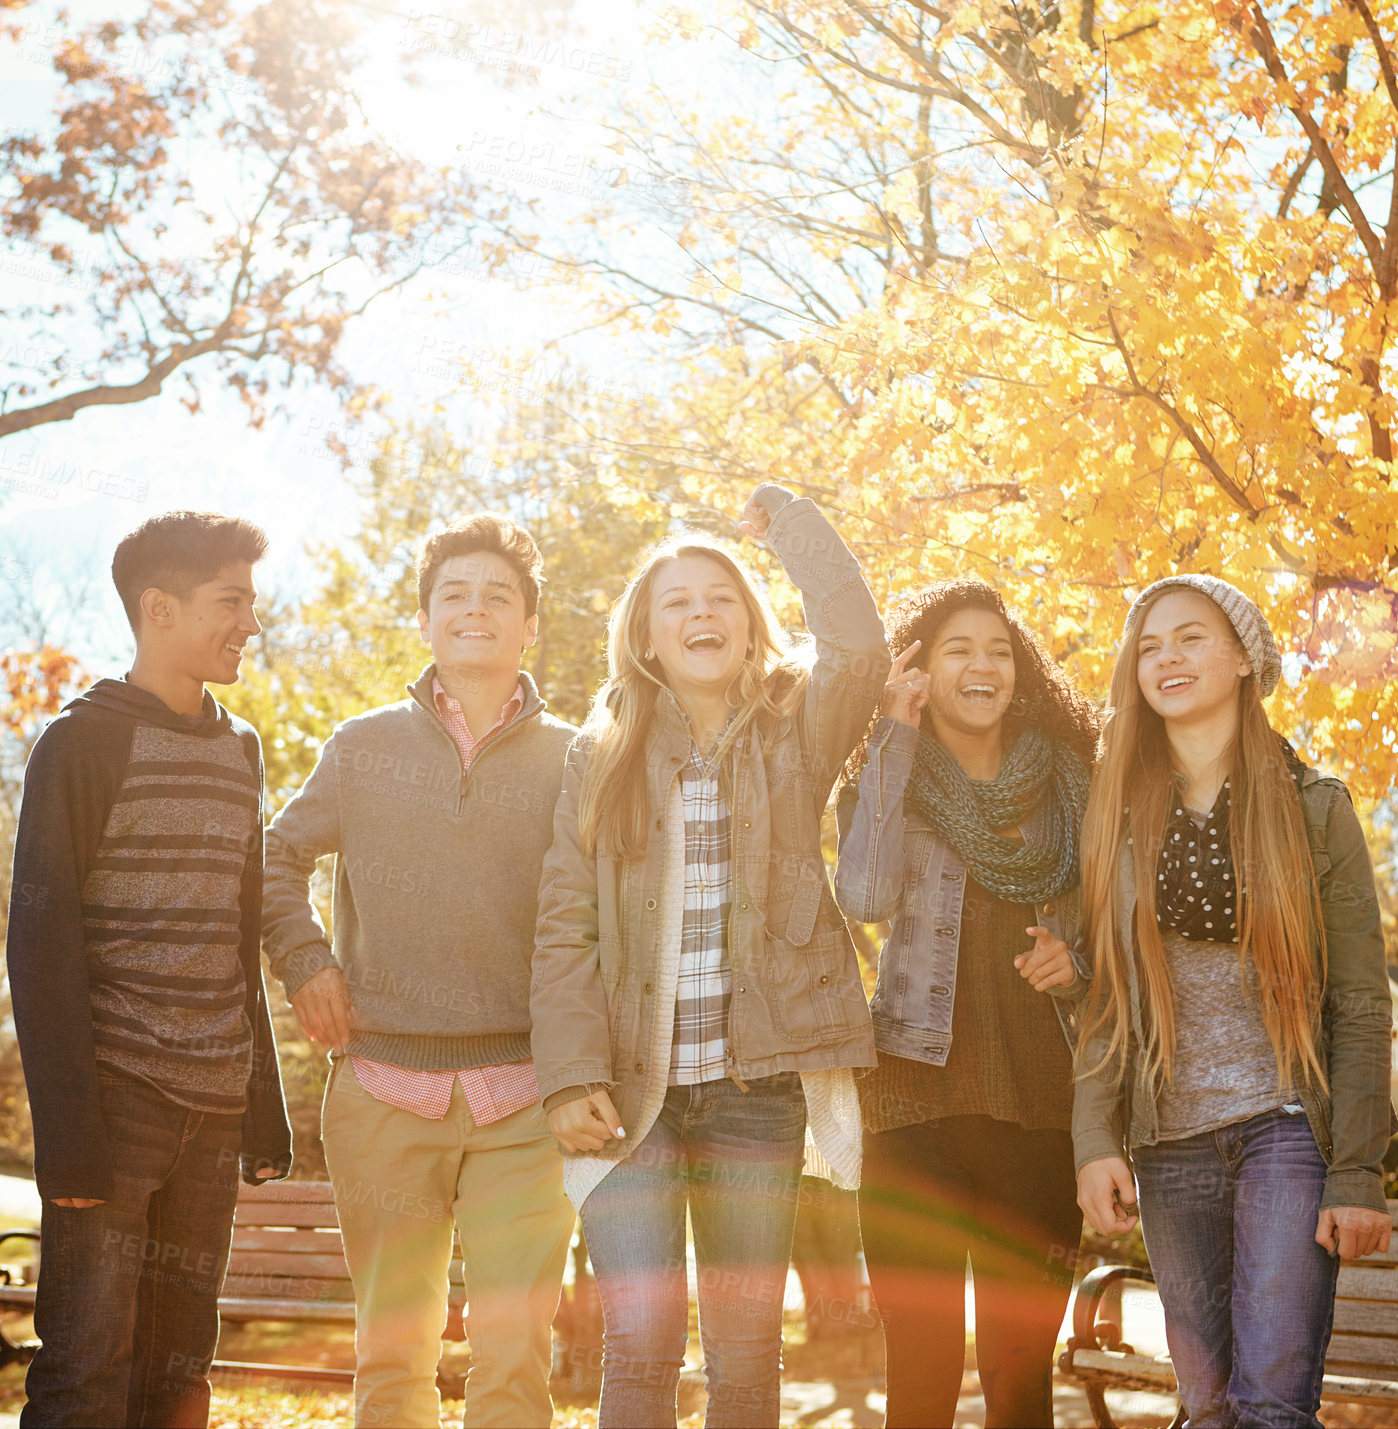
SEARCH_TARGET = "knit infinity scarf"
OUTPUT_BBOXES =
[904,725,1090,904]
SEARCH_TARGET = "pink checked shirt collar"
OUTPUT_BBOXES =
[431,675,525,770]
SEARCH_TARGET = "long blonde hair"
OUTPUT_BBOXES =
[577,536,807,860]
[1079,593,1326,1092]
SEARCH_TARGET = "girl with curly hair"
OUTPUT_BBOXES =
[834,576,1099,1429]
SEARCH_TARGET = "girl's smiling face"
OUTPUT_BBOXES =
[922,607,1017,740]
[1136,590,1252,724]
[646,554,752,702]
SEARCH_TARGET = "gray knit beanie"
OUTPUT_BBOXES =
[1121,575,1282,697]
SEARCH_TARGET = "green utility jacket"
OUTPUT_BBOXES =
[1072,767,1394,1214]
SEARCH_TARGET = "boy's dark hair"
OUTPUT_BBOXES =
[111,511,269,634]
[416,513,544,617]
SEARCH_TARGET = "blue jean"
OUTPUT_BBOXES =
[1133,1107,1339,1429]
[579,1073,807,1429]
[22,1069,244,1428]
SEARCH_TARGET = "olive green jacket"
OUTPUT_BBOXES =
[1072,767,1394,1214]
[529,490,888,1147]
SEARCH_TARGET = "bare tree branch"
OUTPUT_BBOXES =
[1244,4,1385,279]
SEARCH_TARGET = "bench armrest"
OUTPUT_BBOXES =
[0,1230,40,1287]
[1070,1263,1157,1352]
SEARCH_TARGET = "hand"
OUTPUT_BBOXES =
[51,1197,105,1209]
[1316,1205,1392,1260]
[879,641,929,727]
[1016,927,1077,991]
[737,494,772,543]
[1077,1157,1139,1236]
[255,1166,281,1179]
[290,965,354,1050]
[547,1089,626,1153]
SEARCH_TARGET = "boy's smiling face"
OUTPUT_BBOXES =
[161,560,261,688]
[417,551,536,679]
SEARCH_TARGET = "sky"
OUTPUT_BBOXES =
[0,0,704,670]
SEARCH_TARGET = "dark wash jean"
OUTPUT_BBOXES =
[859,1115,1082,1429]
[22,1069,243,1429]
[579,1072,807,1429]
[1133,1107,1339,1429]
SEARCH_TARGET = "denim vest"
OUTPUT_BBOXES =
[834,717,1088,1067]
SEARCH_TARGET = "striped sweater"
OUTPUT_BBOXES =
[6,678,293,1201]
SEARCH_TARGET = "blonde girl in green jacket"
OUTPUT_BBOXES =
[1073,574,1392,1429]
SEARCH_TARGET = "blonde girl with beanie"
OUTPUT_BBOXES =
[1074,575,1392,1429]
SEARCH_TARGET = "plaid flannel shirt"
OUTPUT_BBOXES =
[668,736,734,1085]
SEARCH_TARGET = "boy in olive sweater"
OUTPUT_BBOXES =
[261,515,575,1429]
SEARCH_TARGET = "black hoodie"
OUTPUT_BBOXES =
[6,678,293,1201]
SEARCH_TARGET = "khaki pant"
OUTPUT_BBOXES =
[322,1058,574,1429]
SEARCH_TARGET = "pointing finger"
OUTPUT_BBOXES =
[889,641,922,678]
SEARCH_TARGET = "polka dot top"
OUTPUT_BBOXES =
[1155,779,1238,943]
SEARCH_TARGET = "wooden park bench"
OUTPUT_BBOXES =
[1059,1200,1398,1428]
[0,1180,469,1388]
[0,1224,39,1372]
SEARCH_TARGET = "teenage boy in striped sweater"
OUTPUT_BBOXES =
[261,515,576,1429]
[7,511,294,1428]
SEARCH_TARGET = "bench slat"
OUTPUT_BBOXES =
[1325,1333,1398,1375]
[231,1229,348,1255]
[1065,1348,1177,1392]
[1319,1374,1398,1405]
[1333,1301,1398,1338]
[223,1274,467,1302]
[233,1203,342,1229]
[1335,1266,1398,1302]
[1065,1348,1398,1408]
[235,1182,338,1204]
[226,1252,357,1281]
[1340,1244,1398,1269]
[222,1275,357,1302]
[226,1251,465,1286]
[218,1297,358,1323]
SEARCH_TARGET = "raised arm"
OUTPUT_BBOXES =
[743,484,890,790]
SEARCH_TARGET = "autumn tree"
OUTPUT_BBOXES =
[544,0,1398,801]
[0,0,510,439]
